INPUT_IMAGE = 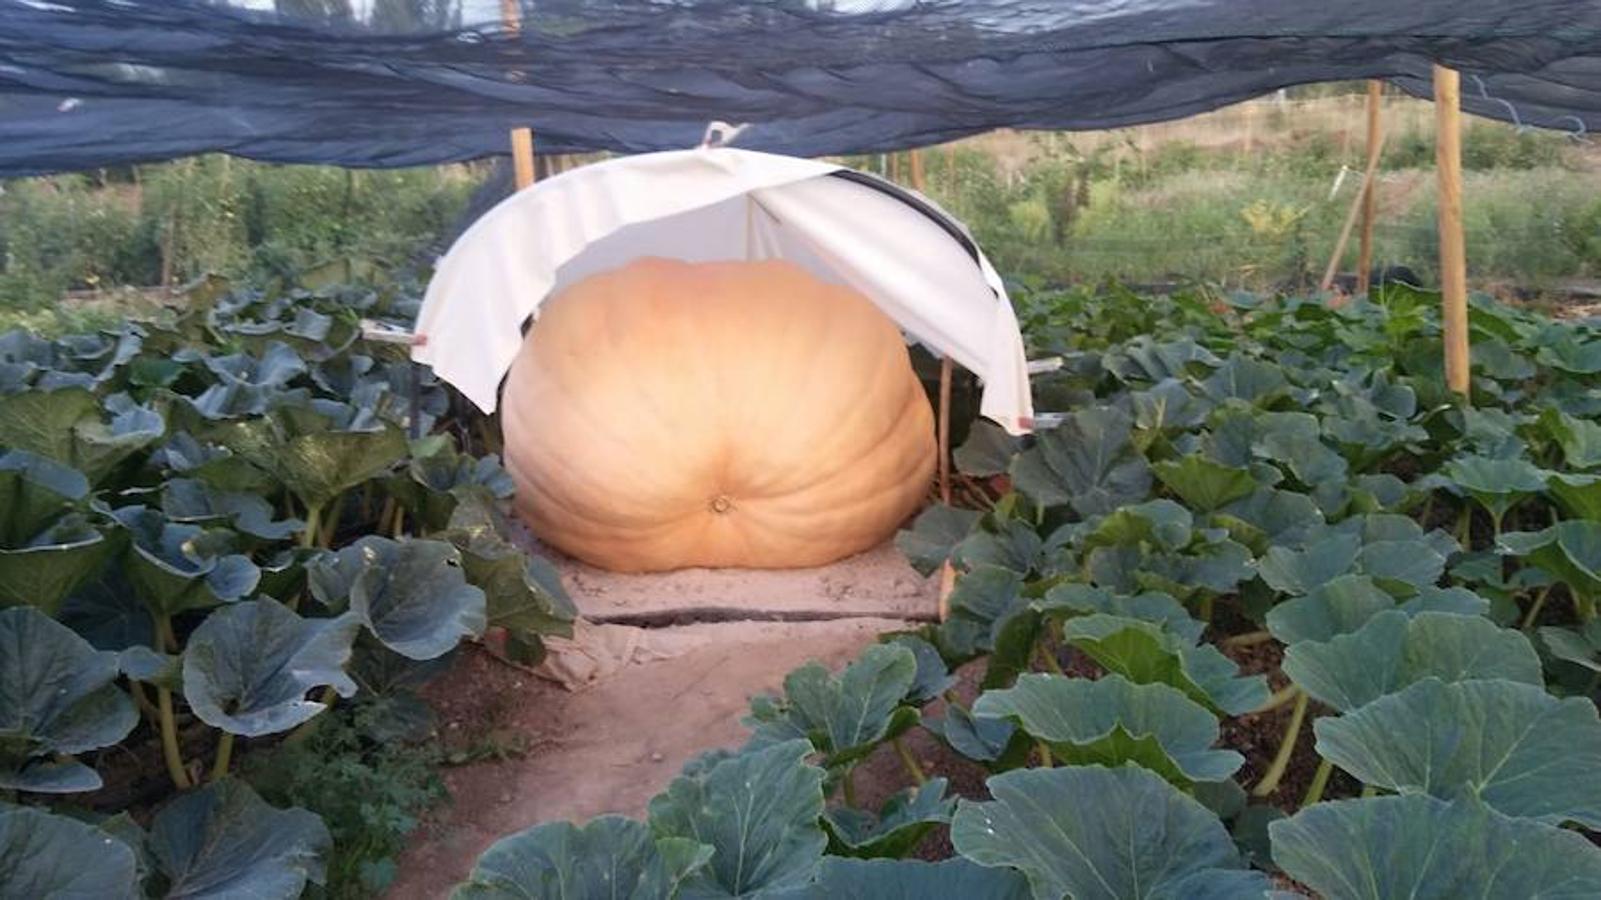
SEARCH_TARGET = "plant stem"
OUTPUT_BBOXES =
[1036,740,1053,768]
[1036,643,1064,676]
[1301,756,1333,808]
[1223,630,1273,649]
[1521,585,1553,631]
[128,681,160,723]
[1197,595,1215,623]
[211,731,234,782]
[157,686,192,790]
[841,766,858,807]
[1360,783,1377,798]
[300,503,322,549]
[1252,689,1308,797]
[285,686,341,745]
[319,493,340,548]
[892,736,927,786]
[1455,504,1472,549]
[1253,682,1301,714]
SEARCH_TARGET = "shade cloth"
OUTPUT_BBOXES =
[412,146,1033,434]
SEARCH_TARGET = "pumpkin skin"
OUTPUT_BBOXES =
[501,257,936,572]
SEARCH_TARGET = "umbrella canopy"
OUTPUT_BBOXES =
[413,147,1034,434]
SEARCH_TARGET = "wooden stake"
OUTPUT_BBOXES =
[501,0,535,191]
[1319,128,1388,294]
[936,356,954,623]
[1434,64,1471,397]
[1357,80,1383,295]
[909,149,926,194]
[511,128,536,190]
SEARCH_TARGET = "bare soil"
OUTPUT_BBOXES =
[387,541,940,898]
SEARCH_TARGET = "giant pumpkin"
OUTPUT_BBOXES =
[501,256,936,572]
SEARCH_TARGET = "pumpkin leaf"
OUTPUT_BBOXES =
[1009,406,1152,517]
[0,514,110,615]
[1535,406,1601,469]
[1152,454,1258,513]
[937,565,1027,659]
[149,779,331,899]
[951,765,1269,900]
[1256,530,1361,595]
[1082,499,1193,552]
[1442,455,1549,523]
[954,421,1022,477]
[182,598,360,737]
[648,739,826,898]
[822,778,954,858]
[443,491,576,645]
[1202,354,1289,405]
[1282,611,1543,712]
[884,634,956,703]
[1035,583,1205,643]
[1540,620,1601,672]
[1317,678,1601,827]
[107,506,259,617]
[0,607,137,793]
[745,643,918,765]
[0,805,139,899]
[1499,521,1601,605]
[307,536,486,660]
[56,567,155,651]
[1270,794,1601,900]
[0,447,89,547]
[160,477,302,541]
[921,704,1022,765]
[1214,487,1324,553]
[1060,614,1269,715]
[974,674,1243,786]
[1266,575,1487,645]
[895,504,981,577]
[1546,471,1601,521]
[452,815,709,900]
[775,857,1031,899]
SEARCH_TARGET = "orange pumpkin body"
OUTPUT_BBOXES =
[501,257,936,572]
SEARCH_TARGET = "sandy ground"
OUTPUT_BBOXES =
[386,541,938,898]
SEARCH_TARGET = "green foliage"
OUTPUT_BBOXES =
[246,703,447,899]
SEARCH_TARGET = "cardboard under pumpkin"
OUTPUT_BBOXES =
[501,256,937,574]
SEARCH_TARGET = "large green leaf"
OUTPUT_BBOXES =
[954,421,1023,477]
[1009,406,1152,517]
[895,504,982,577]
[1060,614,1268,715]
[0,805,139,898]
[951,765,1268,900]
[1316,677,1601,827]
[774,857,1031,900]
[974,674,1242,786]
[1035,584,1205,643]
[0,448,88,547]
[1282,611,1542,712]
[1201,354,1288,405]
[1540,619,1601,672]
[1214,487,1323,554]
[1546,471,1601,521]
[1270,794,1601,900]
[1499,521,1601,604]
[921,704,1021,765]
[648,740,826,898]
[0,515,110,615]
[220,403,407,510]
[1266,575,1487,645]
[307,536,486,660]
[182,599,360,737]
[389,449,516,533]
[1082,500,1193,552]
[149,779,331,899]
[160,478,301,541]
[0,607,137,793]
[822,778,954,858]
[1536,407,1601,469]
[452,815,710,900]
[444,493,577,646]
[0,386,100,464]
[108,506,259,616]
[937,565,1027,659]
[1256,530,1361,595]
[1442,455,1548,523]
[1152,455,1258,513]
[745,643,918,765]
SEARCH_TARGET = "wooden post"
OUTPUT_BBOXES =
[909,150,926,195]
[1319,128,1388,294]
[1357,80,1383,295]
[501,0,535,190]
[1434,65,1471,397]
[909,148,956,621]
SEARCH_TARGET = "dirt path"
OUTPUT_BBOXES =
[386,542,938,898]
